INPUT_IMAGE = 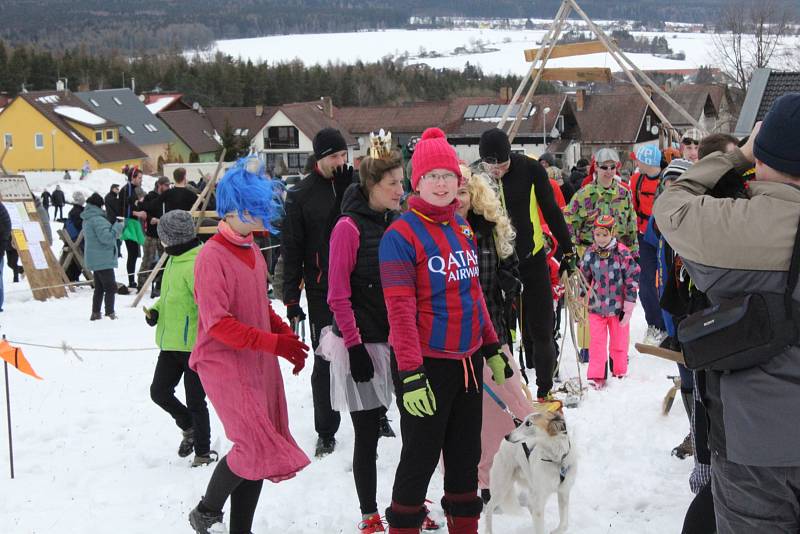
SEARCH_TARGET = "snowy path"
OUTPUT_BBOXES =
[0,268,692,533]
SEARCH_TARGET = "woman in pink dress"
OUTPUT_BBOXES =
[188,158,311,534]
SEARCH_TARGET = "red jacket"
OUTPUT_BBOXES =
[630,171,660,234]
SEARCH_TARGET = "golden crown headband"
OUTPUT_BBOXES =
[368,129,394,160]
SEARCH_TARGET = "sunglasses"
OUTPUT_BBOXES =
[682,139,699,146]
[597,164,616,171]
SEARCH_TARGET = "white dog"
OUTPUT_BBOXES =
[484,409,577,534]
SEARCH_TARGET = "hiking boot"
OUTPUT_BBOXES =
[358,513,386,533]
[188,502,224,534]
[315,436,336,458]
[379,415,396,438]
[192,450,218,467]
[90,312,102,321]
[178,428,195,457]
[105,312,118,320]
[672,433,694,459]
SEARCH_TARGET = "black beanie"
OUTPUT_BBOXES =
[313,128,348,160]
[87,192,104,208]
[753,93,800,177]
[479,128,511,162]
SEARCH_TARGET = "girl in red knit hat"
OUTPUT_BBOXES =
[379,128,511,534]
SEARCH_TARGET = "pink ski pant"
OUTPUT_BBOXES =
[588,313,629,380]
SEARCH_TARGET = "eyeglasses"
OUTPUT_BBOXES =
[682,139,699,146]
[597,164,616,171]
[422,172,458,183]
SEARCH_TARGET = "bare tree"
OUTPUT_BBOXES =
[714,0,795,99]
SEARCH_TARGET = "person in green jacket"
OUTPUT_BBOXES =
[82,193,124,320]
[144,210,214,467]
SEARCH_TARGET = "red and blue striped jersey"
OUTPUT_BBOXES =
[379,204,497,370]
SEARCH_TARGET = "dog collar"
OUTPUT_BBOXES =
[538,439,572,484]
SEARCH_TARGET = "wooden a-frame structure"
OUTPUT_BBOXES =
[499,0,705,145]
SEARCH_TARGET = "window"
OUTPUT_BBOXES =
[105,129,114,141]
[143,123,158,133]
[95,130,103,142]
[126,126,135,135]
[266,126,299,149]
[34,133,44,150]
[556,115,565,132]
[287,152,310,170]
[646,115,652,133]
[3,133,12,149]
[113,97,123,106]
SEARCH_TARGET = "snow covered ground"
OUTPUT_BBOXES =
[206,27,800,76]
[1,174,694,533]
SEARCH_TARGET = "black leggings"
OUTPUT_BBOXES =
[681,482,716,534]
[350,407,382,515]
[124,240,140,287]
[519,251,556,398]
[202,456,264,534]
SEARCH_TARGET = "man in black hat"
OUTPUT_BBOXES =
[281,127,353,457]
[655,94,800,532]
[479,128,575,401]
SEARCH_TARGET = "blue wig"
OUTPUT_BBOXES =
[216,156,284,234]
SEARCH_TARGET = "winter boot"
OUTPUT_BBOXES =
[358,513,386,533]
[188,502,224,534]
[480,489,491,505]
[385,504,427,534]
[179,428,195,458]
[441,495,482,534]
[90,312,102,321]
[192,450,219,467]
[315,436,336,457]
[379,415,396,438]
[105,312,118,320]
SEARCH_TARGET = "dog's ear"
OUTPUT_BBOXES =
[547,416,567,436]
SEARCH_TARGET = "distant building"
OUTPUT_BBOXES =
[0,90,145,173]
[76,88,177,173]
[735,68,800,138]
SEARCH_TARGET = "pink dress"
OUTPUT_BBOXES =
[190,231,310,481]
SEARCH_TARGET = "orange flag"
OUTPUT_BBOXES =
[0,340,42,380]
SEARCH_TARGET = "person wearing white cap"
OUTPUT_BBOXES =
[680,128,705,163]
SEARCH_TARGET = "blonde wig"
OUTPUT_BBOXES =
[460,165,516,259]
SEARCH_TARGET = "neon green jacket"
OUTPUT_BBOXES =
[150,245,201,352]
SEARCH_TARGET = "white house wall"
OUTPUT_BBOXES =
[254,110,315,153]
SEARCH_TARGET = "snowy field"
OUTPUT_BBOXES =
[1,174,694,533]
[207,27,800,76]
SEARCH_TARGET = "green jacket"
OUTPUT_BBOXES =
[150,245,201,352]
[564,180,638,256]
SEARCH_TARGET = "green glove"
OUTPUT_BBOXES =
[400,368,436,417]
[483,343,513,385]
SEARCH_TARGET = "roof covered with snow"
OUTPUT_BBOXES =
[19,91,146,164]
[76,89,176,147]
[53,105,107,126]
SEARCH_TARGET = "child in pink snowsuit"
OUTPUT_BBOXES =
[579,215,640,388]
[188,158,311,534]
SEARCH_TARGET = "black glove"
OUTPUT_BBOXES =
[286,303,306,323]
[145,308,159,327]
[348,343,374,383]
[559,251,577,277]
[332,165,355,194]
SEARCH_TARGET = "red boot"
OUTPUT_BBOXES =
[441,494,482,534]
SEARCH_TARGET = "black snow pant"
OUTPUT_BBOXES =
[201,456,264,534]
[388,351,483,527]
[351,407,383,515]
[53,205,64,220]
[124,239,140,287]
[519,251,556,398]
[682,482,716,534]
[149,350,210,456]
[308,291,340,439]
[91,269,116,315]
[6,247,20,282]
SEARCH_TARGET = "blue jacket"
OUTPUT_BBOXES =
[81,204,123,271]
[644,215,675,337]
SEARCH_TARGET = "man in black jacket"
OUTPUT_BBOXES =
[138,177,170,291]
[479,128,575,400]
[0,202,10,311]
[51,185,66,220]
[281,127,353,457]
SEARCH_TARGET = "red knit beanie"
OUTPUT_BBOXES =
[411,128,462,190]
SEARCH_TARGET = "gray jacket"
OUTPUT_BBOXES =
[655,148,800,467]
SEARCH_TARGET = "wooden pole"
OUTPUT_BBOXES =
[131,149,227,308]
[497,0,571,131]
[58,230,93,283]
[508,2,572,142]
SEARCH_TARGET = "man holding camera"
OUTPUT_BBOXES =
[654,94,800,532]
